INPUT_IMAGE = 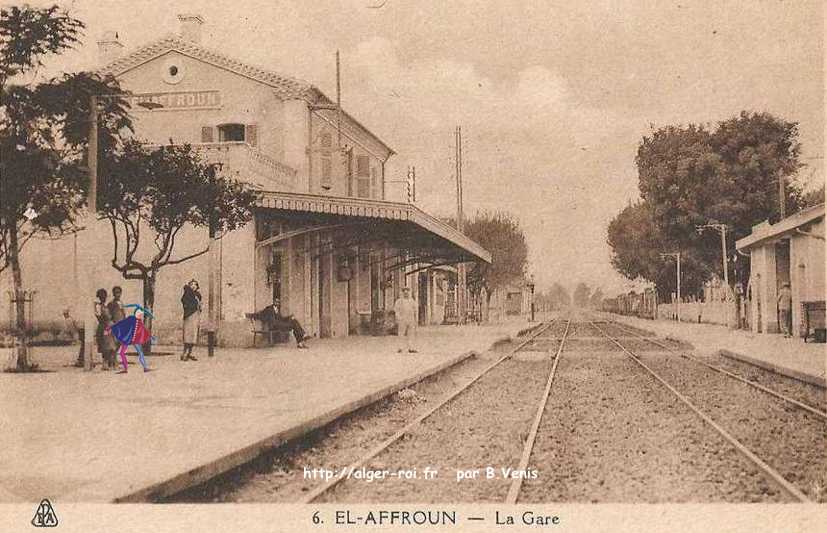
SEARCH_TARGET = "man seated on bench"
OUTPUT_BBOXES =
[246,300,309,349]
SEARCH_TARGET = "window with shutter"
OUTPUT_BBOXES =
[356,155,370,177]
[201,126,214,143]
[245,124,257,146]
[321,157,332,189]
[357,176,370,198]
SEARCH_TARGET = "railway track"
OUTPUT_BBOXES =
[302,317,570,503]
[591,317,822,503]
[607,319,827,420]
[173,313,820,503]
[504,318,571,503]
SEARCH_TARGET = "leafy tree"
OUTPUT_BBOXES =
[535,282,570,311]
[609,111,804,299]
[550,283,571,309]
[100,141,257,351]
[589,287,604,308]
[572,282,591,308]
[801,185,824,208]
[460,210,528,303]
[607,202,708,299]
[1,5,131,370]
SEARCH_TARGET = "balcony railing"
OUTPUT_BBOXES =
[146,142,297,190]
[193,142,297,190]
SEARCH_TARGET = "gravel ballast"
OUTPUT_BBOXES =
[520,350,784,503]
[634,350,827,502]
[319,358,553,503]
[709,353,827,412]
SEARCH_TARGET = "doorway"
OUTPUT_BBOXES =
[318,253,331,337]
[775,239,791,335]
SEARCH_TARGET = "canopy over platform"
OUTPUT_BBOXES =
[255,191,491,271]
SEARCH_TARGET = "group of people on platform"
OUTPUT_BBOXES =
[66,281,422,368]
[89,285,153,372]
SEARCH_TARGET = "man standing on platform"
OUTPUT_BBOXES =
[394,286,418,353]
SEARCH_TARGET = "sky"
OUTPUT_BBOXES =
[34,0,824,295]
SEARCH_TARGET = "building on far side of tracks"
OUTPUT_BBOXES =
[0,14,490,346]
[736,203,825,338]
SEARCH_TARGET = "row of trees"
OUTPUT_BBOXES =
[1,5,257,370]
[608,112,823,300]
[534,282,606,311]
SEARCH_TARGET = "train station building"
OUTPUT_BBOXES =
[0,15,490,346]
[736,203,825,338]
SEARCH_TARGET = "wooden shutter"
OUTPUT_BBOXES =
[356,155,370,177]
[357,177,370,198]
[201,126,214,143]
[321,158,332,189]
[245,124,258,146]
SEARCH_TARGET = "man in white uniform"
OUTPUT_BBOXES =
[393,286,418,353]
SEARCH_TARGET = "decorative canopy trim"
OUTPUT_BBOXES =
[257,191,492,264]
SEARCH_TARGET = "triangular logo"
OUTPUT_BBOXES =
[31,498,58,528]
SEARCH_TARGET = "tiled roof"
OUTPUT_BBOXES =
[100,34,313,99]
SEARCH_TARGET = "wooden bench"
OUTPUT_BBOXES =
[802,301,826,343]
[247,316,290,347]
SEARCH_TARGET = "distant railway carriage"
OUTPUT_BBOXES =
[603,289,657,320]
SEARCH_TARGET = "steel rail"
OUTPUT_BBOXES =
[607,319,827,422]
[505,318,571,504]
[591,320,812,503]
[299,319,558,503]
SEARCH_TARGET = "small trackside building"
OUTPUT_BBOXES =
[736,203,825,337]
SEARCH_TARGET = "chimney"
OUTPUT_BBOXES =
[97,31,123,66]
[178,13,204,43]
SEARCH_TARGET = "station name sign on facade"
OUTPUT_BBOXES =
[128,90,221,111]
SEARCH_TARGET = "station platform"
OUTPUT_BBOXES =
[604,313,826,388]
[0,319,529,503]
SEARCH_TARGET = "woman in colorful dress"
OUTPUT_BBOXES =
[109,304,154,373]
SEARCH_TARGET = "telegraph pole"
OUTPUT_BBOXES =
[696,223,729,290]
[336,50,342,147]
[207,212,217,357]
[455,126,464,231]
[411,166,416,203]
[455,126,466,324]
[81,95,99,371]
